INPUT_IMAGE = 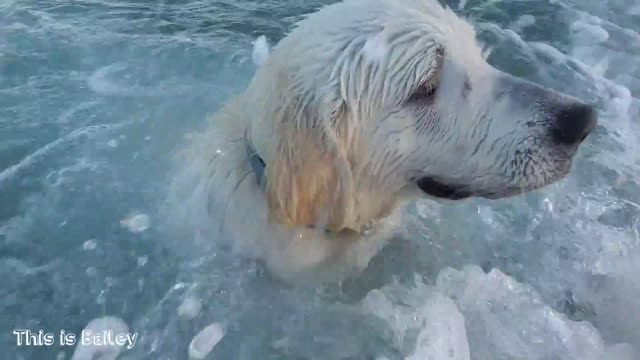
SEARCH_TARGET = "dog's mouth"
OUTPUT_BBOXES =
[416,172,570,200]
[415,177,474,200]
[414,177,528,200]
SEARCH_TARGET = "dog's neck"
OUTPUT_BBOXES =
[245,136,384,235]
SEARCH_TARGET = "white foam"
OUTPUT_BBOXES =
[571,21,609,44]
[85,267,97,277]
[57,100,100,124]
[87,63,130,96]
[251,35,270,66]
[188,322,225,359]
[83,239,97,251]
[512,14,536,31]
[415,199,442,221]
[408,294,470,360]
[137,256,148,267]
[5,22,29,31]
[177,296,202,319]
[107,139,119,148]
[120,212,151,233]
[530,42,567,64]
[88,63,188,97]
[435,266,634,360]
[71,317,130,360]
[605,343,637,360]
[362,277,470,359]
[0,123,126,185]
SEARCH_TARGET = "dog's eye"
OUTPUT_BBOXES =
[409,83,438,102]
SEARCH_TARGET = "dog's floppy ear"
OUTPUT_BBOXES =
[265,93,359,233]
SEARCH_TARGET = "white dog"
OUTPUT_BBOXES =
[169,0,597,282]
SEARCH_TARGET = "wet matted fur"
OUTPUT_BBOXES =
[168,0,597,282]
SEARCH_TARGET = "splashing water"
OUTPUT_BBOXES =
[1,0,639,359]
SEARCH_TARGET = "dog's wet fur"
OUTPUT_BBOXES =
[169,0,596,283]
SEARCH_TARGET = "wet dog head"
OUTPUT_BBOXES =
[248,0,596,232]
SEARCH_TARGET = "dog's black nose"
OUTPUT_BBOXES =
[552,103,597,146]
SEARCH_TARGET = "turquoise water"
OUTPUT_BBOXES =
[1,0,639,359]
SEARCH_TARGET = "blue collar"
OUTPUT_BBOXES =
[245,137,267,189]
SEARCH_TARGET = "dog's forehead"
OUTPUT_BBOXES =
[281,0,485,71]
[352,1,484,68]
